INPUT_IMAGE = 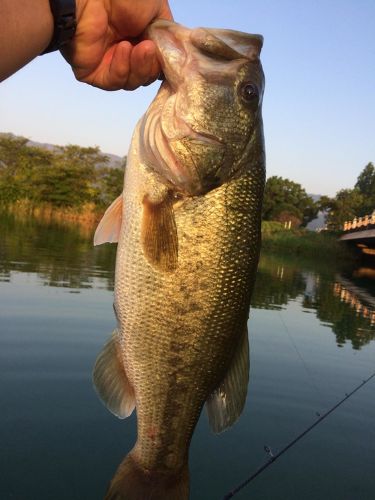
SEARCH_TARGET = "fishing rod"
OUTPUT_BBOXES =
[223,370,375,499]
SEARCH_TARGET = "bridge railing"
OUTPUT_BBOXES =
[343,210,375,232]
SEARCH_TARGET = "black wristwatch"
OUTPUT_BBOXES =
[42,0,77,54]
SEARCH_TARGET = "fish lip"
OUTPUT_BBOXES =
[146,20,187,92]
[146,19,177,36]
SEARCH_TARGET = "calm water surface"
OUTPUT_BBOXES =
[1,213,374,500]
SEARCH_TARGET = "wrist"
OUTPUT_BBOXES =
[42,0,78,54]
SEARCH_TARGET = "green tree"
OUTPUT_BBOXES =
[320,162,374,230]
[262,176,318,226]
[354,162,375,215]
[95,165,125,207]
[0,135,54,203]
[36,145,109,207]
[1,136,127,211]
[319,189,365,230]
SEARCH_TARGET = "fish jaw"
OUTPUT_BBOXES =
[147,20,263,80]
[139,84,225,195]
[143,20,265,196]
[145,20,229,195]
[139,70,228,194]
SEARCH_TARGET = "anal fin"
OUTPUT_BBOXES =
[206,325,250,433]
[93,330,135,419]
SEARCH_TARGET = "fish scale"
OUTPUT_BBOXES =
[114,150,263,470]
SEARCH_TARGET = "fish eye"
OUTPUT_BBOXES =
[240,82,259,104]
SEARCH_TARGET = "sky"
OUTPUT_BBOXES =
[0,0,374,196]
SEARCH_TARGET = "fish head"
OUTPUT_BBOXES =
[143,20,265,196]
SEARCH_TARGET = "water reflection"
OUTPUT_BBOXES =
[0,212,116,290]
[251,255,307,310]
[1,212,375,351]
[1,212,375,499]
[309,275,375,350]
[251,254,375,350]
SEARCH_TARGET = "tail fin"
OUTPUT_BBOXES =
[105,452,189,500]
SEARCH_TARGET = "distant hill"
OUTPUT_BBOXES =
[306,194,326,230]
[0,132,123,169]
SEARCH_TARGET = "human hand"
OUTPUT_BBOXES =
[62,0,173,91]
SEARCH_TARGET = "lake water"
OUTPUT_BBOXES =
[1,213,374,500]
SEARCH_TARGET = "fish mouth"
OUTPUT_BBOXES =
[147,19,264,77]
[146,21,229,194]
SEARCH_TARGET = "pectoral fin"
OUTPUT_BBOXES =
[141,195,178,272]
[93,330,135,419]
[206,326,250,433]
[94,194,123,246]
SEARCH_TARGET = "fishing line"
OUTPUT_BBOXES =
[222,370,375,499]
[277,309,324,403]
[278,305,357,453]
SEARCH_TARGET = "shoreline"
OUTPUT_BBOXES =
[261,221,357,261]
[1,205,357,262]
[1,201,103,228]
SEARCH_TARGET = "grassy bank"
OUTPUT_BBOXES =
[261,221,356,261]
[1,205,357,262]
[3,201,103,234]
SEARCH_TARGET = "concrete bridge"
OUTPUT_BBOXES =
[340,211,375,251]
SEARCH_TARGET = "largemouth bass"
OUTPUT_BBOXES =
[93,20,265,500]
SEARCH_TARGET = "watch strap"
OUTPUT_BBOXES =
[42,0,77,54]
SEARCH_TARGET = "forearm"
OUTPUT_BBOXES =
[0,0,53,81]
[0,0,173,90]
